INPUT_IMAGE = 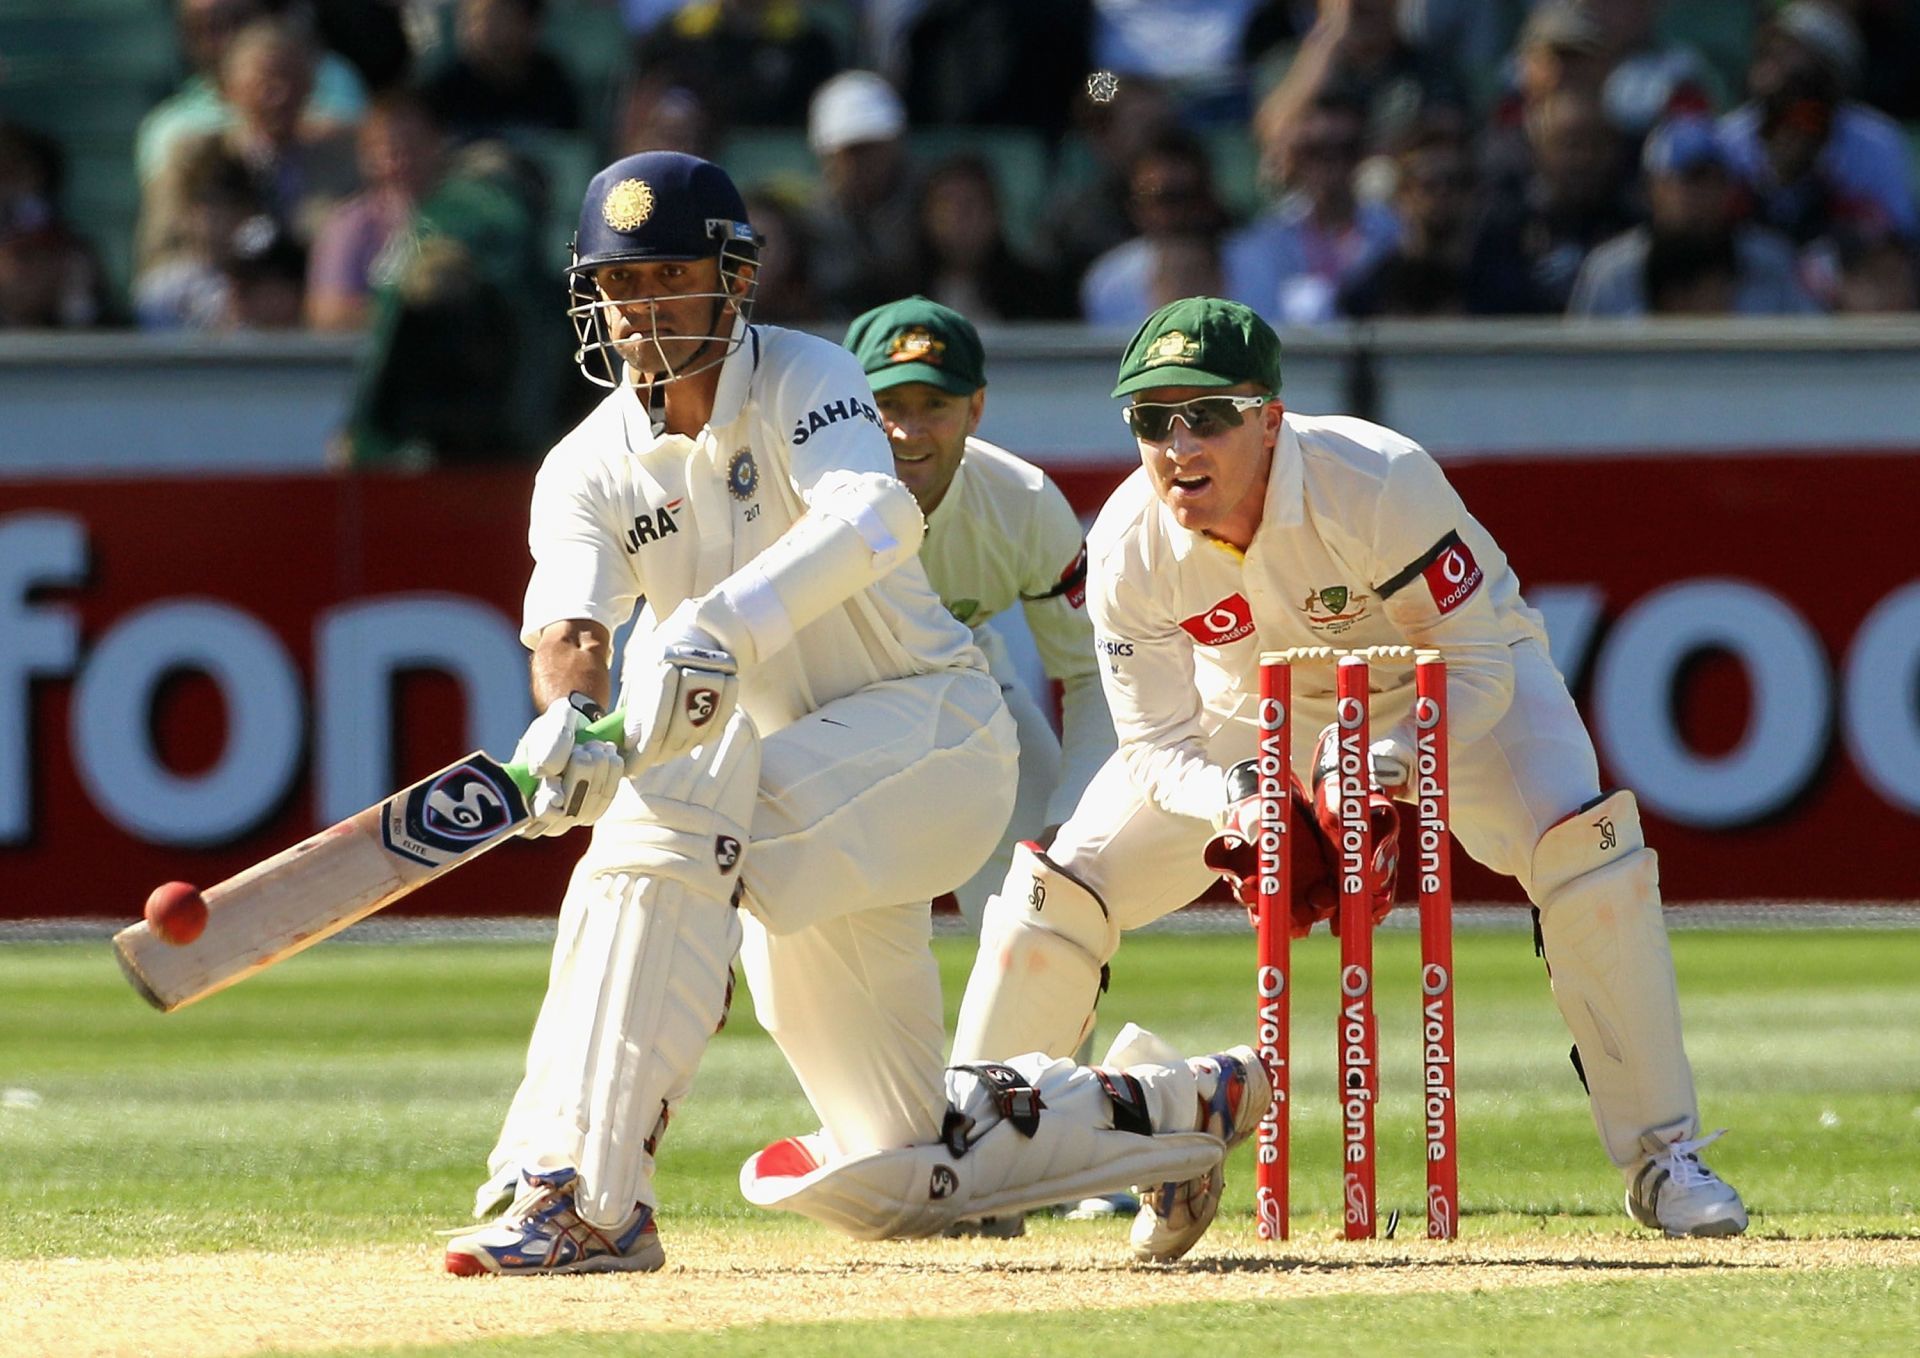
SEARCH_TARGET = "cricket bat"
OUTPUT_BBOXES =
[112,710,627,1013]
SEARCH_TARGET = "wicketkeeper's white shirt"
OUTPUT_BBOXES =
[1088,410,1550,822]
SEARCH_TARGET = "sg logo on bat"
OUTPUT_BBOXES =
[384,757,529,867]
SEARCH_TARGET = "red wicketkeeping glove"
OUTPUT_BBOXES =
[1308,724,1402,934]
[1203,760,1339,937]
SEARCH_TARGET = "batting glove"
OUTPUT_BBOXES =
[622,600,740,778]
[516,693,624,837]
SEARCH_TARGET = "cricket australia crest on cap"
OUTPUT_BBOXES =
[887,326,946,364]
[1145,329,1201,366]
[602,178,656,231]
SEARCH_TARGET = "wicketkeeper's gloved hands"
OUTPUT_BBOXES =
[1202,760,1338,937]
[622,600,740,778]
[516,693,624,837]
[1308,723,1403,933]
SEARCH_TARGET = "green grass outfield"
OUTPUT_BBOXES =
[3,923,1917,1355]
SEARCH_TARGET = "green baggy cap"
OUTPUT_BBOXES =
[1111,296,1283,398]
[844,296,987,395]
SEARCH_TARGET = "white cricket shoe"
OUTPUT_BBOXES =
[445,1167,665,1275]
[1625,1130,1749,1237]
[1130,1046,1273,1263]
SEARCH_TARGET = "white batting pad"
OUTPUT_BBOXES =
[484,715,761,1227]
[1532,789,1701,1167]
[740,1045,1224,1239]
[951,842,1119,1064]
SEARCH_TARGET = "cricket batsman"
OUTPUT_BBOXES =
[443,158,1273,1275]
[952,297,1749,1256]
[844,297,1116,924]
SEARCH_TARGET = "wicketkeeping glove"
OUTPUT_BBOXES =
[621,600,741,778]
[1308,722,1403,933]
[1202,759,1338,937]
[516,693,625,837]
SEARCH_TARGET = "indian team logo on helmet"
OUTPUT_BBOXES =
[601,178,656,231]
[886,326,945,364]
[1145,329,1201,365]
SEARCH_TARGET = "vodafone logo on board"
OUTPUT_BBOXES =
[1180,593,1256,646]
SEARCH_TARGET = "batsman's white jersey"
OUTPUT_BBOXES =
[916,437,1116,920]
[499,325,1021,1218]
[956,411,1708,1175]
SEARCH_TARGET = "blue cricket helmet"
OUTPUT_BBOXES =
[567,151,763,388]
[570,151,758,273]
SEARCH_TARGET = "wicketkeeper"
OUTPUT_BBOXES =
[952,297,1749,1253]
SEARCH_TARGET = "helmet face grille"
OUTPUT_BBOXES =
[567,233,761,389]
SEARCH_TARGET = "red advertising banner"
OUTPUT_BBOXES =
[2,453,1916,919]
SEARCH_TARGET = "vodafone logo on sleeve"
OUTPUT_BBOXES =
[1180,593,1257,645]
[1424,541,1484,615]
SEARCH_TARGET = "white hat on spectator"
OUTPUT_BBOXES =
[1774,1,1864,91]
[809,71,906,156]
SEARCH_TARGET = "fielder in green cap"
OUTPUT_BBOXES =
[842,296,1117,934]
[953,294,1750,1253]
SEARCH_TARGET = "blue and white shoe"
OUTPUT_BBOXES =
[444,1167,665,1275]
[1131,1046,1273,1263]
[1626,1130,1749,1237]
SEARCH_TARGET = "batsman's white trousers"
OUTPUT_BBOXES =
[736,665,1017,1158]
[492,666,1017,1207]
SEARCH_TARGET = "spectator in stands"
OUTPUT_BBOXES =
[1224,94,1399,325]
[220,215,308,328]
[1588,0,1718,138]
[133,138,268,328]
[804,71,921,317]
[1719,1,1918,246]
[1081,128,1229,327]
[1252,0,1466,155]
[911,154,1070,322]
[1032,77,1179,286]
[421,0,581,145]
[138,0,368,184]
[615,84,717,160]
[1090,0,1295,124]
[629,0,842,134]
[1339,123,1477,317]
[898,0,1091,142]
[310,0,413,91]
[741,188,821,322]
[306,89,447,331]
[0,121,109,329]
[1480,1,1614,193]
[1569,116,1814,317]
[1466,88,1637,313]
[139,18,360,274]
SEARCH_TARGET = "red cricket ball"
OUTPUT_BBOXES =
[144,881,208,947]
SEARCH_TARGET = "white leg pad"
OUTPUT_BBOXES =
[486,715,761,1227]
[1533,789,1701,1168]
[740,1043,1223,1239]
[951,842,1119,1064]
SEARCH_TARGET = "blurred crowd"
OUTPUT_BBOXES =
[3,1,1918,454]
